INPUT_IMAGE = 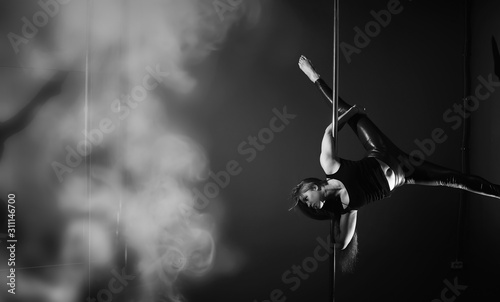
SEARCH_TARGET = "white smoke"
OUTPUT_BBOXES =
[0,0,260,301]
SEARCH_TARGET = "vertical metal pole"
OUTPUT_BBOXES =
[330,0,339,301]
[332,0,340,150]
[85,0,93,299]
[114,0,131,270]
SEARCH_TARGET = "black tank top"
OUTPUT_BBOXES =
[326,157,391,212]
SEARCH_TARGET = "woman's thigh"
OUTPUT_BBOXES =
[347,114,408,187]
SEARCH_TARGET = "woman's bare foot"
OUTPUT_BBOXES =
[298,55,320,83]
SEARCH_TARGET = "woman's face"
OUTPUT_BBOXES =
[300,185,325,210]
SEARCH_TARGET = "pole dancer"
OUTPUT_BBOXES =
[289,55,500,272]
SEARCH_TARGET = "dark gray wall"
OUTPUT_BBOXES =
[465,0,500,300]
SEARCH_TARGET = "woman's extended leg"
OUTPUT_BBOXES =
[314,76,500,198]
[299,56,354,116]
[320,84,408,187]
[402,157,500,199]
[299,55,500,199]
[312,76,500,198]
[299,56,407,185]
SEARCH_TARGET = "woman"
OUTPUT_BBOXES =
[290,56,500,272]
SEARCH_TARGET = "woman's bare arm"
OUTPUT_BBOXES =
[320,123,340,175]
[319,106,359,174]
[334,210,357,250]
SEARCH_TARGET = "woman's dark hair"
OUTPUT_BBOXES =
[290,177,359,273]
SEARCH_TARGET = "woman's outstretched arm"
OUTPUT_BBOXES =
[0,70,68,140]
[335,210,357,250]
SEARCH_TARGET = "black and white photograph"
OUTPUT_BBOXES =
[0,0,499,301]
